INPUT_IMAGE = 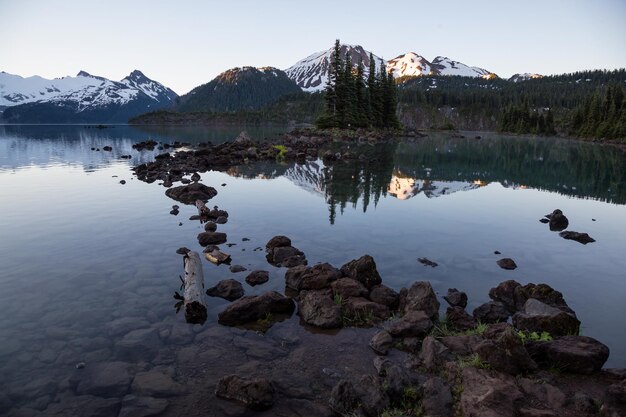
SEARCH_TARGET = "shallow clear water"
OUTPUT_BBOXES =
[0,125,624,414]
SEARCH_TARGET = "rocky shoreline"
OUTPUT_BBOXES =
[125,131,625,416]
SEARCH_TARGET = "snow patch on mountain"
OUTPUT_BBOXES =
[509,73,544,82]
[430,56,493,78]
[387,53,433,78]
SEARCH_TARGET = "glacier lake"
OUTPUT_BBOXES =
[0,124,625,416]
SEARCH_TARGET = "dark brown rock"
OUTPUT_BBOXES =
[473,301,510,324]
[526,336,609,374]
[488,279,522,312]
[197,231,227,246]
[421,376,453,417]
[475,328,537,374]
[217,292,295,326]
[265,235,291,252]
[547,209,569,231]
[446,306,477,331]
[215,375,274,410]
[460,367,523,417]
[368,284,399,309]
[284,265,309,291]
[206,279,244,301]
[329,380,359,416]
[440,335,482,356]
[331,278,369,299]
[245,270,269,286]
[299,263,340,290]
[443,288,468,308]
[399,281,440,320]
[420,336,453,371]
[165,182,217,204]
[497,258,518,270]
[386,311,433,337]
[343,297,390,321]
[298,289,341,329]
[512,299,580,337]
[339,255,382,289]
[559,231,596,244]
[369,331,393,355]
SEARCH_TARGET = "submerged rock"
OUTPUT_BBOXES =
[218,291,295,326]
[559,231,596,244]
[215,375,274,410]
[206,279,244,301]
[245,270,269,286]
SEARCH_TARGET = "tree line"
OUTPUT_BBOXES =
[317,39,399,129]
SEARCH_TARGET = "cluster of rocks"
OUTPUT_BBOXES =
[131,130,398,190]
[542,209,596,244]
[326,278,621,417]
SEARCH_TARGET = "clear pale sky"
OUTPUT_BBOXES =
[1,0,624,95]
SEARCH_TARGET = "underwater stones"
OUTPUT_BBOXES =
[215,375,274,410]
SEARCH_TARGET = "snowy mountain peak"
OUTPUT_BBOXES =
[285,43,384,92]
[431,56,494,78]
[387,52,433,78]
[509,73,544,82]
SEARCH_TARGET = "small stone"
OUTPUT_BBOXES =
[119,180,126,185]
[418,257,438,267]
[229,265,247,273]
[497,258,517,270]
[559,231,595,244]
[443,288,468,308]
[206,279,244,301]
[76,362,86,369]
[245,270,269,286]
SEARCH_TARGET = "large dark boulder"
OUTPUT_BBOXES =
[419,336,453,371]
[443,288,468,308]
[265,235,291,252]
[369,331,393,355]
[446,306,477,331]
[206,279,244,301]
[217,292,295,326]
[368,284,400,309]
[488,280,522,312]
[332,277,369,299]
[399,281,440,320]
[340,255,382,289]
[197,232,227,246]
[266,245,307,268]
[475,328,537,374]
[547,209,569,231]
[421,377,454,417]
[385,310,433,337]
[298,289,342,329]
[526,336,609,374]
[215,375,274,410]
[343,297,390,321]
[165,182,217,204]
[460,367,523,417]
[512,299,580,337]
[473,301,510,324]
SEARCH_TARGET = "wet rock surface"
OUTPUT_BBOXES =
[527,336,610,374]
[206,279,244,301]
[245,270,270,286]
[164,182,217,204]
[560,231,596,244]
[215,374,274,410]
[217,291,295,326]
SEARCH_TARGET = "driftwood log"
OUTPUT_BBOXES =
[196,199,210,217]
[182,251,208,324]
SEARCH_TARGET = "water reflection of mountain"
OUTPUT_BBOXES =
[226,135,625,223]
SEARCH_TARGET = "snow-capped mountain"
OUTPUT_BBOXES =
[0,70,177,123]
[285,45,497,92]
[387,174,483,200]
[285,44,385,92]
[386,52,433,78]
[430,56,495,79]
[509,73,544,82]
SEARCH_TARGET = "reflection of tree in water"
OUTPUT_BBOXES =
[224,135,625,225]
[322,143,398,224]
[394,136,626,205]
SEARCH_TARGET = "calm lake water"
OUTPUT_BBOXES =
[0,125,625,415]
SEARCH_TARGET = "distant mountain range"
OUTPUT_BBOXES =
[0,70,177,123]
[1,43,551,122]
